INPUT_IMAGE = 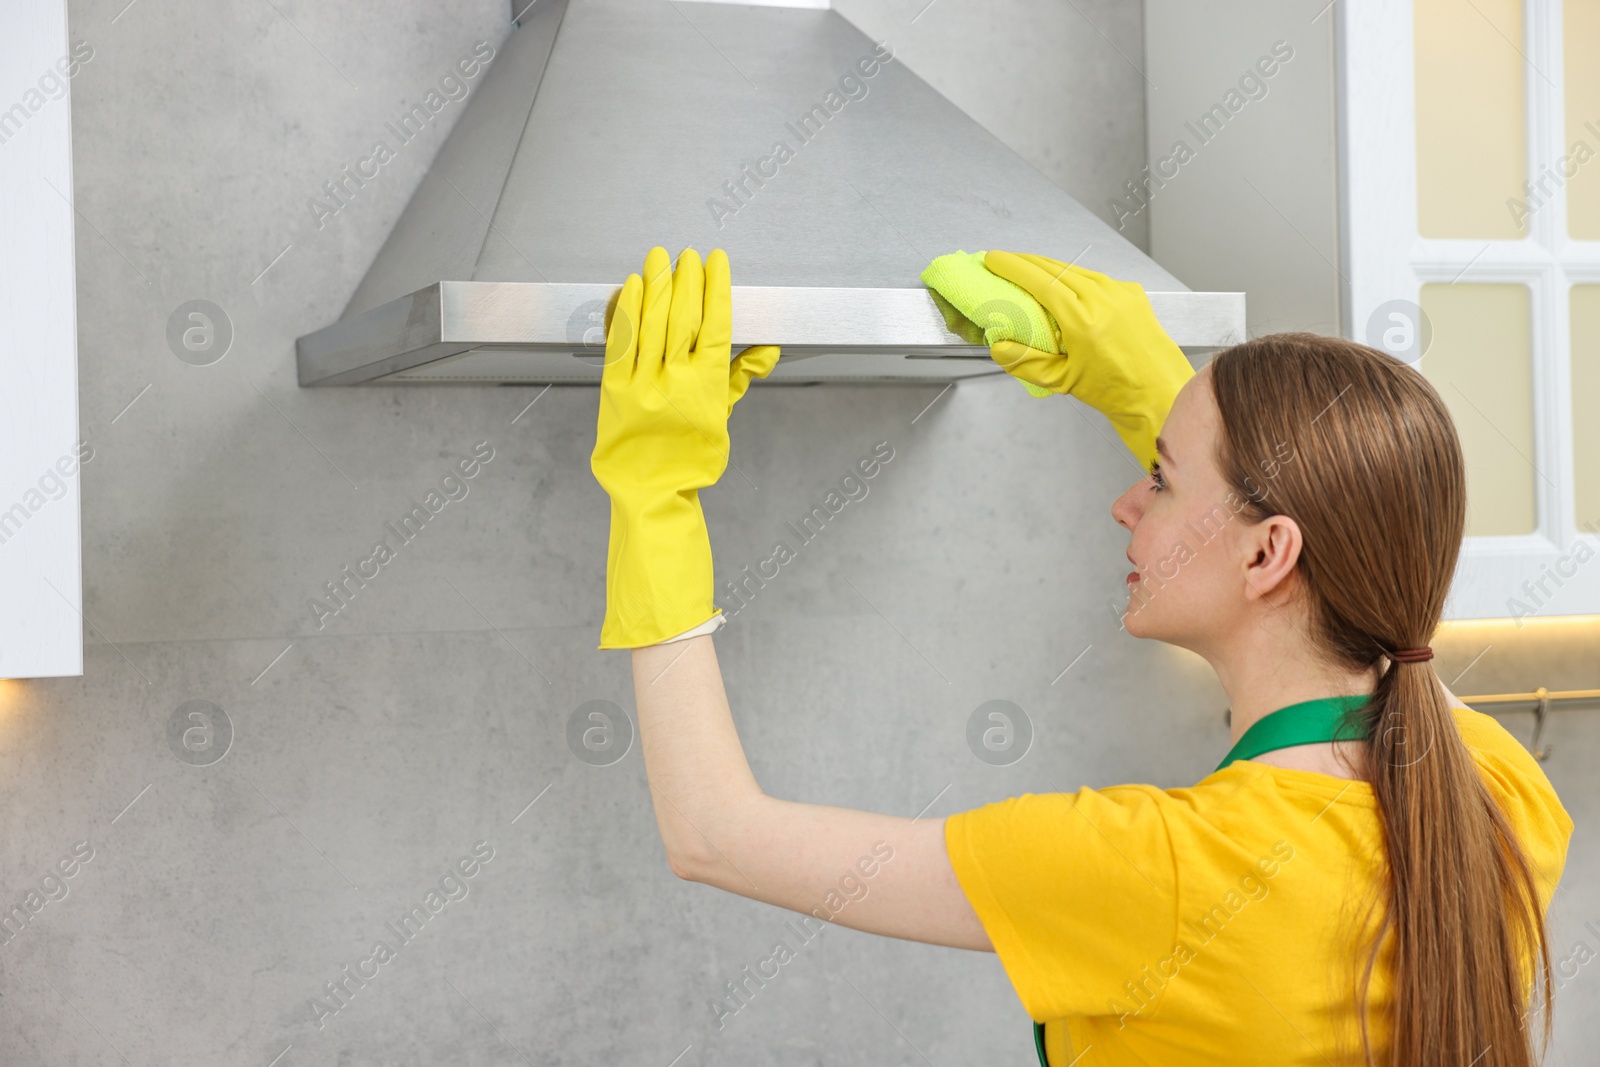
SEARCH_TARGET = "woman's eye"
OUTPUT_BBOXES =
[1148,464,1166,491]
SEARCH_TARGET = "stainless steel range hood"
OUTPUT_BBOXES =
[297,0,1245,386]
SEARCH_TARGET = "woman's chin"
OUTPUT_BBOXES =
[1121,603,1151,638]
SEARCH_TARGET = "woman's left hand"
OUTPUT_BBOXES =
[984,250,1194,473]
[590,245,779,649]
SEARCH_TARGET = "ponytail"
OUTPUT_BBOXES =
[1356,656,1552,1065]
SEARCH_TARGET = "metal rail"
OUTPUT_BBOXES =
[1457,688,1600,760]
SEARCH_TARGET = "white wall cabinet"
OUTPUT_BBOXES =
[1344,0,1600,621]
[0,0,85,677]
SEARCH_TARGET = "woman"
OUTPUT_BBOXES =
[589,245,1572,1066]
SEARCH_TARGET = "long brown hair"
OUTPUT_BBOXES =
[1208,332,1553,1066]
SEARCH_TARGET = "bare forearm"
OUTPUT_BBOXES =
[631,633,763,872]
[628,634,994,951]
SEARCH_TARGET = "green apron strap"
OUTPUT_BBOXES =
[1213,694,1372,772]
[1030,694,1372,1066]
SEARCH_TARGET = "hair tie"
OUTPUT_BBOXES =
[1387,646,1433,663]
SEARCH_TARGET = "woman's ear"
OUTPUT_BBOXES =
[1239,513,1303,602]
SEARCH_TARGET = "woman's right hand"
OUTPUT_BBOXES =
[983,250,1196,472]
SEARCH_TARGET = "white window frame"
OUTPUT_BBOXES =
[1340,0,1600,621]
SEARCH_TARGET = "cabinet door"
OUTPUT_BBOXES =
[1343,0,1600,621]
[0,5,85,677]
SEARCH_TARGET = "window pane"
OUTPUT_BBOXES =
[1567,0,1600,238]
[1572,285,1600,529]
[1419,283,1537,536]
[1414,0,1527,239]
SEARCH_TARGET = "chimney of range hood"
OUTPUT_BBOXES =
[296,0,1244,386]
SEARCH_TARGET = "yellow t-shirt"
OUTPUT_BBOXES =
[943,707,1572,1066]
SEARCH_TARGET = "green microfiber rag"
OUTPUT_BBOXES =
[920,250,1057,398]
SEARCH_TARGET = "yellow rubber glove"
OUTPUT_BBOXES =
[983,251,1195,472]
[590,246,780,649]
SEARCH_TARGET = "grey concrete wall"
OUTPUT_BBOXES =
[2,0,1594,1064]
[1143,0,1343,336]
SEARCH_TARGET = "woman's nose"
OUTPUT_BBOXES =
[1111,480,1143,530]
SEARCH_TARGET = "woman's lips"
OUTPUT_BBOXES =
[1127,571,1140,583]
